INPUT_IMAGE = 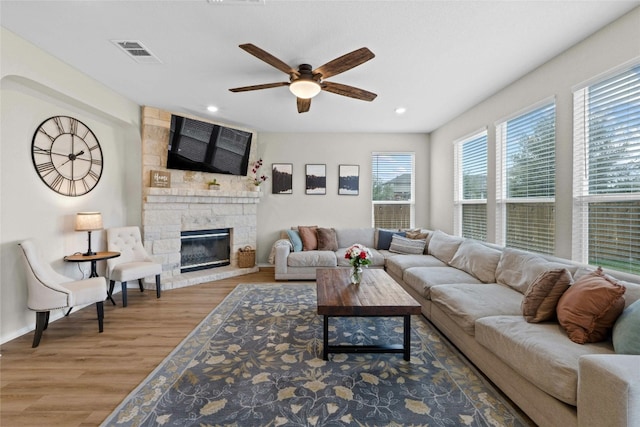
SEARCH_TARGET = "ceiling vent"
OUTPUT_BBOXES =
[111,40,162,64]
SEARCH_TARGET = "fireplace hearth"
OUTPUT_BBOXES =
[181,228,230,273]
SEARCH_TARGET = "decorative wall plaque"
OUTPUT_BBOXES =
[150,170,171,188]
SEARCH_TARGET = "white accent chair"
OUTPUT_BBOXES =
[18,240,107,348]
[106,226,162,307]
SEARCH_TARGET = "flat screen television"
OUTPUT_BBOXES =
[166,114,252,176]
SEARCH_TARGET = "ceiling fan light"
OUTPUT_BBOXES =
[289,79,321,99]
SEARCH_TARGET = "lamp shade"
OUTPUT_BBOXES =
[75,212,103,231]
[289,79,321,99]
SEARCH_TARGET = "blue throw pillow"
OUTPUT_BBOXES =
[377,229,405,250]
[287,230,303,252]
[613,299,640,355]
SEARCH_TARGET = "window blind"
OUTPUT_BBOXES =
[371,153,415,228]
[454,131,487,239]
[462,204,487,241]
[573,64,640,274]
[496,102,556,254]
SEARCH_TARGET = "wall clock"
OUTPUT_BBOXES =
[31,115,103,196]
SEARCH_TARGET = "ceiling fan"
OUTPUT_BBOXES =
[229,43,377,113]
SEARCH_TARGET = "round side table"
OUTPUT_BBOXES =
[64,251,120,307]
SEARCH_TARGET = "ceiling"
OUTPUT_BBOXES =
[2,0,639,133]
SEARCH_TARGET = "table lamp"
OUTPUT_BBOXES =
[75,212,103,256]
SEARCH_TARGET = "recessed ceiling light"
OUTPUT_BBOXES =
[395,107,407,115]
[207,105,219,113]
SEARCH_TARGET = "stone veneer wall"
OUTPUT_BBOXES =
[141,106,258,191]
[140,106,260,289]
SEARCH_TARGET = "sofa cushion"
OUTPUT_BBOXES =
[286,230,303,252]
[336,248,385,267]
[317,227,338,251]
[475,316,614,406]
[495,247,572,294]
[389,235,426,255]
[287,250,336,267]
[385,255,446,278]
[376,229,405,250]
[521,268,572,323]
[613,300,640,355]
[335,228,375,249]
[557,268,626,344]
[402,266,481,300]
[622,279,640,307]
[429,282,522,335]
[298,225,318,251]
[427,230,464,264]
[448,239,502,283]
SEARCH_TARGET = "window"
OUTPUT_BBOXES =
[454,131,487,240]
[371,152,415,229]
[573,64,640,274]
[496,101,556,254]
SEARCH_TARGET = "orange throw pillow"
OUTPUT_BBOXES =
[298,226,318,251]
[556,267,626,344]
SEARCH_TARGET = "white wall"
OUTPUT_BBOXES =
[428,7,640,260]
[256,132,430,263]
[0,28,141,343]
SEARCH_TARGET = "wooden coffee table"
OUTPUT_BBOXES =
[316,268,421,361]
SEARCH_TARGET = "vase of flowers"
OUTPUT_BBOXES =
[248,158,268,190]
[344,243,372,285]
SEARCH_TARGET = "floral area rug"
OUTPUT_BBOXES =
[102,283,531,427]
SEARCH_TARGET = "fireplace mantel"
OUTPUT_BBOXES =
[144,187,262,201]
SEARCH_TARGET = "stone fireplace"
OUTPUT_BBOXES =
[140,107,261,290]
[142,187,260,289]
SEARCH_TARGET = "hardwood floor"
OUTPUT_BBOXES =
[0,269,277,427]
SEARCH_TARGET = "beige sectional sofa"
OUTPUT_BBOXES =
[273,227,640,427]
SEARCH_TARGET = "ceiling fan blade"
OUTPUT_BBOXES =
[321,81,377,101]
[239,43,298,76]
[297,98,311,113]
[314,47,375,80]
[229,82,289,92]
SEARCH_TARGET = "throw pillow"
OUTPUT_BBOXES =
[405,229,430,240]
[286,230,303,252]
[389,235,426,255]
[521,268,572,323]
[575,267,640,308]
[376,229,405,250]
[448,239,502,283]
[612,299,640,355]
[556,267,626,344]
[317,227,338,251]
[298,225,318,251]
[428,230,464,264]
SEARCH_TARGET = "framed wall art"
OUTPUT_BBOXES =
[338,164,359,195]
[305,164,326,195]
[272,163,293,194]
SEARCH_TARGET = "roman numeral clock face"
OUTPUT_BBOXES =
[31,116,103,196]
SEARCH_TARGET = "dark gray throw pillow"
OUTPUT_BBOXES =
[377,229,405,250]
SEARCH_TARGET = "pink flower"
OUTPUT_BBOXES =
[345,244,372,268]
[248,159,268,186]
